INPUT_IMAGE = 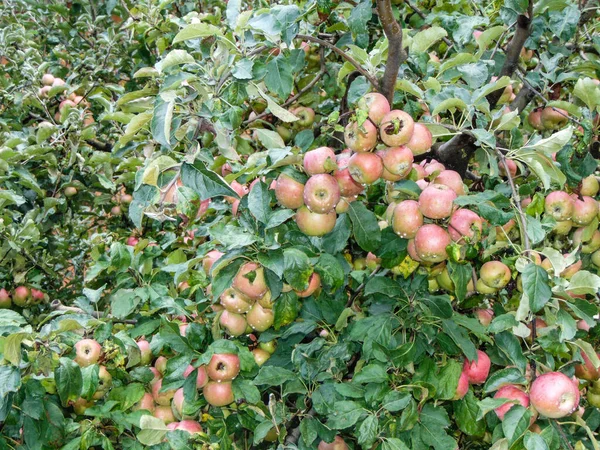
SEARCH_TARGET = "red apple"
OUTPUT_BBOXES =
[406,123,433,155]
[379,110,415,146]
[357,92,391,125]
[448,209,483,243]
[494,385,530,420]
[463,350,491,384]
[347,152,383,184]
[137,339,153,366]
[74,339,102,367]
[203,381,235,407]
[344,119,378,152]
[296,272,321,298]
[275,174,305,209]
[433,170,465,195]
[541,107,569,130]
[152,379,176,406]
[126,236,139,246]
[0,289,12,308]
[133,392,155,412]
[571,195,599,226]
[454,371,469,400]
[202,250,224,274]
[303,147,337,175]
[13,286,30,307]
[391,200,423,239]
[183,364,209,389]
[318,436,349,450]
[474,309,494,326]
[295,206,336,236]
[480,261,511,289]
[233,262,268,300]
[575,351,600,381]
[381,146,414,177]
[528,107,544,130]
[176,420,202,434]
[153,405,175,424]
[414,224,451,263]
[418,184,457,219]
[530,372,580,418]
[304,174,341,214]
[207,353,240,382]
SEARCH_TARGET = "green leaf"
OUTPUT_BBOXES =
[248,83,299,123]
[181,160,239,200]
[411,26,448,53]
[254,128,286,149]
[151,99,175,148]
[232,59,254,79]
[55,358,83,406]
[156,49,194,73]
[455,391,486,436]
[248,181,271,224]
[353,364,388,384]
[364,277,402,298]
[173,23,224,43]
[495,331,527,372]
[418,404,457,450]
[0,366,20,399]
[441,319,477,361]
[421,295,453,319]
[110,289,141,319]
[110,242,131,272]
[283,248,312,291]
[348,202,381,252]
[357,414,378,448]
[523,431,550,450]
[273,291,300,329]
[315,253,345,292]
[477,397,514,420]
[327,401,365,429]
[437,360,462,400]
[448,262,472,302]
[3,332,27,366]
[137,415,169,446]
[567,270,600,295]
[233,379,261,404]
[522,263,552,313]
[573,78,600,111]
[381,438,410,450]
[348,0,372,36]
[502,405,531,444]
[264,57,293,100]
[483,367,527,393]
[382,391,411,412]
[253,366,297,385]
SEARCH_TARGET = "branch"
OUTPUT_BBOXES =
[433,133,477,174]
[284,408,315,445]
[376,0,407,104]
[509,83,535,113]
[297,34,380,90]
[86,139,112,152]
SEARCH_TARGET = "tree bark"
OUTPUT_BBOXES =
[376,0,406,104]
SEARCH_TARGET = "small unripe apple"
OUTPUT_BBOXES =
[64,186,78,197]
[252,348,271,366]
[580,175,600,197]
[219,310,248,337]
[379,110,415,146]
[530,372,580,418]
[74,339,102,367]
[541,107,569,130]
[207,353,240,382]
[72,397,94,415]
[259,340,277,354]
[413,224,451,263]
[357,92,391,125]
[479,261,511,289]
[203,381,234,407]
[246,303,275,332]
[463,350,491,384]
[295,206,336,236]
[494,385,530,420]
[41,73,55,86]
[344,119,378,152]
[93,366,113,400]
[291,106,315,128]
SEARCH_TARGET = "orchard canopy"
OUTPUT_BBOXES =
[2,0,600,449]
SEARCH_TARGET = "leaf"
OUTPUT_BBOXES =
[253,366,297,385]
[348,0,372,35]
[254,128,286,149]
[137,415,169,446]
[364,277,402,298]
[0,366,20,399]
[173,23,224,43]
[483,367,527,393]
[431,98,468,116]
[477,397,514,420]
[232,379,261,404]
[573,78,600,111]
[441,320,477,361]
[348,202,381,252]
[4,332,27,366]
[419,404,457,450]
[495,331,527,372]
[502,405,531,444]
[283,248,312,291]
[156,49,194,73]
[420,295,453,319]
[455,391,486,436]
[181,160,239,200]
[411,27,448,53]
[151,99,175,148]
[394,80,424,98]
[521,127,573,156]
[521,263,552,313]
[248,181,271,224]
[448,261,472,302]
[567,270,600,295]
[273,291,300,329]
[232,59,253,79]
[327,401,365,429]
[55,358,83,406]
[264,57,293,100]
[353,364,388,384]
[111,289,141,319]
[357,414,378,448]
[513,148,566,190]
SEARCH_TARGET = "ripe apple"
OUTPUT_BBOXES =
[137,339,153,366]
[172,388,189,420]
[275,174,305,209]
[246,303,275,332]
[581,175,600,197]
[425,160,446,177]
[233,262,268,300]
[52,77,65,87]
[541,107,569,130]
[528,107,544,130]
[357,92,391,125]
[530,372,580,418]
[336,196,356,213]
[344,119,378,152]
[152,379,176,406]
[296,272,321,298]
[381,146,414,177]
[479,261,511,289]
[202,250,224,274]
[494,385,530,420]
[0,288,11,308]
[571,195,599,226]
[153,405,175,424]
[12,286,30,307]
[413,224,451,263]
[74,339,102,367]
[203,381,235,407]
[433,170,465,195]
[303,147,337,175]
[219,310,248,337]
[406,123,433,155]
[183,364,208,389]
[220,288,252,314]
[454,371,469,400]
[499,159,518,178]
[41,73,55,86]
[207,353,240,382]
[463,350,491,384]
[252,348,271,366]
[126,236,139,246]
[295,206,336,236]
[448,209,483,243]
[474,309,494,326]
[574,351,600,381]
[542,191,574,221]
[561,260,582,279]
[573,229,600,254]
[304,174,341,213]
[347,152,383,184]
[418,184,457,219]
[176,420,203,434]
[379,110,415,146]
[30,288,45,304]
[134,392,155,412]
[318,436,349,450]
[333,165,365,197]
[391,200,423,239]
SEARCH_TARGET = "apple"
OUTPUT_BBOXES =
[295,206,336,236]
[52,77,65,87]
[448,209,483,243]
[246,303,275,332]
[572,229,600,254]
[553,220,573,235]
[275,174,305,209]
[203,381,235,407]
[581,175,599,197]
[276,125,292,143]
[30,288,45,303]
[494,385,530,420]
[252,348,271,366]
[592,250,600,268]
[406,239,422,262]
[292,106,315,128]
[530,372,580,418]
[152,379,176,406]
[476,278,498,295]
[303,147,337,175]
[411,163,427,180]
[433,170,465,195]
[577,319,592,331]
[479,261,511,289]
[172,388,189,420]
[233,262,268,300]
[137,339,153,366]
[561,260,582,279]
[344,119,378,152]
[12,286,30,307]
[72,398,94,415]
[318,436,349,450]
[571,195,599,226]
[544,191,574,221]
[406,123,433,155]
[474,309,494,326]
[120,193,133,204]
[219,288,252,314]
[463,350,491,384]
[541,107,569,130]
[336,196,356,213]
[418,184,457,219]
[126,236,139,246]
[499,159,518,178]
[391,200,423,239]
[153,405,175,424]
[379,110,415,146]
[347,152,383,184]
[0,288,11,308]
[207,353,240,382]
[111,205,122,216]
[219,310,248,337]
[176,420,203,434]
[179,323,189,337]
[528,107,544,130]
[574,351,600,381]
[296,272,321,298]
[357,92,391,125]
[181,364,208,389]
[454,371,469,400]
[41,73,55,86]
[381,146,414,177]
[303,174,341,213]
[413,224,451,263]
[74,339,102,367]
[93,366,113,400]
[202,250,224,274]
[134,392,155,412]
[333,165,365,197]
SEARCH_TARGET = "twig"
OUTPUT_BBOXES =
[86,139,112,151]
[284,408,315,445]
[346,268,388,307]
[376,0,406,104]
[297,34,380,90]
[551,420,575,450]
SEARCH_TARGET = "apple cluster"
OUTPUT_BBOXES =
[528,106,570,131]
[37,73,94,126]
[0,286,46,309]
